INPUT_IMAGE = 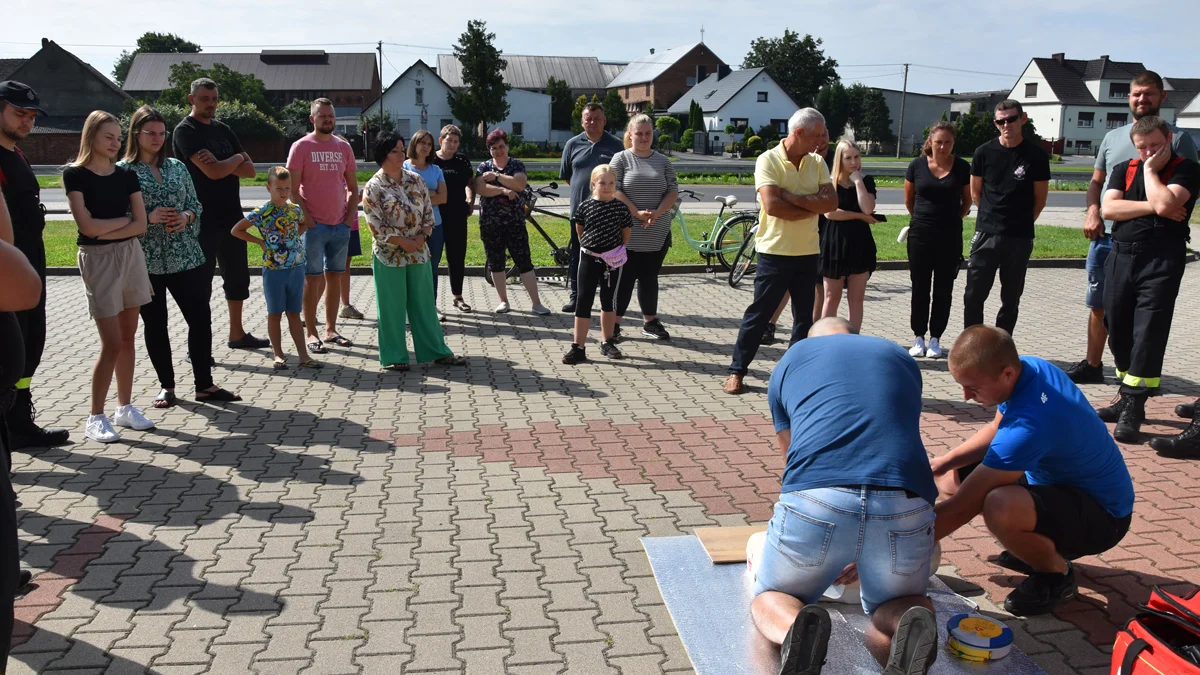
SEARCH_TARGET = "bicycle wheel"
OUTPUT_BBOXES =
[728,235,757,288]
[715,214,758,270]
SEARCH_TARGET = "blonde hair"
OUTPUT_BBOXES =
[623,113,654,149]
[267,166,291,184]
[830,139,861,186]
[589,164,615,192]
[70,110,121,167]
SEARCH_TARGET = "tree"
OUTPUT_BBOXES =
[546,76,574,131]
[158,62,276,118]
[815,82,851,142]
[360,109,396,135]
[446,20,511,138]
[953,103,999,157]
[113,32,201,87]
[853,88,894,147]
[279,99,314,134]
[591,93,601,104]
[602,89,628,133]
[1022,117,1045,151]
[688,100,703,132]
[742,30,838,108]
[655,116,680,140]
[570,94,588,134]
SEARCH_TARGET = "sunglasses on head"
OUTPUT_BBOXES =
[994,114,1022,126]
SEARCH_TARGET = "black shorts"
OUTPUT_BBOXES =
[199,220,251,302]
[347,230,362,258]
[957,464,1131,560]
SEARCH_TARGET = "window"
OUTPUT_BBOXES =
[1076,140,1093,151]
[624,86,629,97]
[731,118,748,132]
[772,118,788,135]
[949,111,961,121]
[439,119,453,131]
[1106,112,1128,129]
[645,84,650,96]
[686,77,696,87]
[1110,83,1130,99]
[1077,112,1094,128]
[757,91,768,102]
[512,122,523,136]
[697,65,708,80]
[415,88,423,105]
[1025,82,1037,98]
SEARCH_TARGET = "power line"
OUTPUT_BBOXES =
[0,39,379,49]
[909,64,1018,78]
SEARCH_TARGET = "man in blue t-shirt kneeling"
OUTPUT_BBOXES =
[753,318,940,675]
[933,325,1134,616]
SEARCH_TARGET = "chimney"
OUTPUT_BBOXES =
[717,64,731,81]
[41,38,51,48]
[1052,52,1065,63]
[649,48,655,55]
[1099,55,1109,61]
[949,88,955,94]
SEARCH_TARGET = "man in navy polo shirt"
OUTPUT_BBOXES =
[932,325,1134,616]
[559,103,624,313]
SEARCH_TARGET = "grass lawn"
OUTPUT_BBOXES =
[42,214,1089,269]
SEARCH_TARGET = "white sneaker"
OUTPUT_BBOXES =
[85,414,121,443]
[925,338,944,359]
[531,303,551,316]
[113,404,155,431]
[908,337,926,358]
[494,302,511,314]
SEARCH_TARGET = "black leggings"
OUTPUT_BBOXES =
[13,241,46,379]
[442,213,468,296]
[575,255,623,319]
[140,265,215,391]
[908,232,962,339]
[480,217,534,274]
[616,244,669,318]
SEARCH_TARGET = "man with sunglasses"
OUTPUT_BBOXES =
[963,100,1050,336]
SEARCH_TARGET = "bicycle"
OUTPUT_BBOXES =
[728,222,758,288]
[485,181,572,287]
[670,189,758,273]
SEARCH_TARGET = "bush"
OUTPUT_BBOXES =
[680,129,695,148]
[756,124,779,142]
[745,135,764,153]
[724,144,735,154]
[673,142,689,152]
[767,139,780,150]
[212,100,284,139]
[510,142,543,158]
[658,133,672,149]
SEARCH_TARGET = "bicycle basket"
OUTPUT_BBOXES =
[521,186,537,215]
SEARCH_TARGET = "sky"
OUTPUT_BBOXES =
[6,0,1200,98]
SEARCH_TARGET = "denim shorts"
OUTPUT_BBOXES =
[752,487,936,615]
[1085,235,1112,309]
[304,223,351,275]
[263,265,304,314]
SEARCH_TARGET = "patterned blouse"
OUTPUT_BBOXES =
[361,168,434,267]
[476,157,527,228]
[118,158,205,276]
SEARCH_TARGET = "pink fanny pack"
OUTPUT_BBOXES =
[583,244,627,269]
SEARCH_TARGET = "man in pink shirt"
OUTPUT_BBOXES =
[286,98,359,352]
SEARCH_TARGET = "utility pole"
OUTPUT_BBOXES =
[896,63,910,158]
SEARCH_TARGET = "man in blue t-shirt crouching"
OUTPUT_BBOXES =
[752,318,940,675]
[933,325,1134,616]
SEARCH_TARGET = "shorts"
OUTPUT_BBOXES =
[304,223,351,275]
[200,219,251,302]
[347,228,362,258]
[78,238,154,319]
[263,266,305,315]
[752,486,935,615]
[1085,235,1112,309]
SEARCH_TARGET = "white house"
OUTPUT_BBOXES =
[364,59,552,143]
[1007,54,1178,156]
[1165,77,1200,144]
[666,68,798,148]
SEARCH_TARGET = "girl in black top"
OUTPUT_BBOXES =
[820,140,878,331]
[63,110,153,444]
[903,121,971,359]
[431,125,475,312]
[562,165,631,364]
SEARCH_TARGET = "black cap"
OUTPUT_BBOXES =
[0,81,47,114]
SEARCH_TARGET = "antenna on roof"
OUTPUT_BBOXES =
[700,26,705,43]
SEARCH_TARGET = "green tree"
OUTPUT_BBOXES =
[278,99,313,134]
[113,32,201,87]
[742,30,838,107]
[546,76,574,131]
[570,94,588,134]
[446,20,511,138]
[158,62,276,118]
[681,128,695,149]
[756,123,778,142]
[591,93,601,104]
[815,82,850,142]
[655,116,680,140]
[953,103,1000,157]
[687,101,700,132]
[360,109,396,136]
[853,88,894,147]
[602,89,628,133]
[211,100,284,139]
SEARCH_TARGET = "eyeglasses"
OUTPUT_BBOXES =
[139,130,169,138]
[994,114,1022,126]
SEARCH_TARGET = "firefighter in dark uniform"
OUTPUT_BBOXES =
[0,81,69,450]
[1095,116,1200,445]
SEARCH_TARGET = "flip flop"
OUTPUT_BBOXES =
[152,390,177,409]
[273,359,288,371]
[298,359,324,369]
[195,387,242,402]
[454,298,473,313]
[326,334,353,347]
[434,354,467,366]
[308,339,327,354]
[384,363,410,372]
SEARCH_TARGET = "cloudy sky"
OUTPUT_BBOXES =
[6,0,1199,97]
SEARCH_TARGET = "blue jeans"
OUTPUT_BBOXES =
[304,223,351,276]
[728,252,819,375]
[753,487,935,615]
[427,225,445,299]
[1085,234,1112,309]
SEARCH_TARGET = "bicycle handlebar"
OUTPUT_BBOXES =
[678,189,704,201]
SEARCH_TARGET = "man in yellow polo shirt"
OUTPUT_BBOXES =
[725,108,835,395]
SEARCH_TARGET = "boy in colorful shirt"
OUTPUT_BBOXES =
[232,167,322,370]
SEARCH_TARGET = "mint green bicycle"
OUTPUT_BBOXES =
[671,189,759,272]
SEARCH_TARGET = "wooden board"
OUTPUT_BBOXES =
[694,525,767,564]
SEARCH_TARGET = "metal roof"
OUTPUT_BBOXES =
[436,54,618,91]
[606,43,705,88]
[0,59,26,80]
[123,51,377,92]
[599,62,628,85]
[668,68,792,114]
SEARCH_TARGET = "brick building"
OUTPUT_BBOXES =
[606,43,727,113]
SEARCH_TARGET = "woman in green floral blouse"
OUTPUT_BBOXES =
[362,133,466,371]
[120,105,241,407]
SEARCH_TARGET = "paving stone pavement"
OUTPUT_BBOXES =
[7,264,1200,674]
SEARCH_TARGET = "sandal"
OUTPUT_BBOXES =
[195,387,243,403]
[298,359,324,369]
[326,334,353,347]
[307,339,327,354]
[453,298,473,313]
[153,390,177,409]
[273,359,288,371]
[384,363,410,372]
[434,354,467,366]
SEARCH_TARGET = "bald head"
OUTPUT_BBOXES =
[808,317,856,338]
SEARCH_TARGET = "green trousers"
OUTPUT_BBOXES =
[373,257,453,367]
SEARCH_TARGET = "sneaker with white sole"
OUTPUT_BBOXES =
[494,302,511,314]
[925,338,943,359]
[113,404,155,431]
[531,304,551,316]
[908,337,926,358]
[85,414,121,443]
[339,304,365,320]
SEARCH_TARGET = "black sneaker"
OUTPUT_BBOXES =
[1065,359,1104,384]
[761,323,777,345]
[642,319,671,340]
[561,299,577,313]
[992,550,1036,576]
[1113,393,1146,443]
[1176,399,1198,419]
[778,605,830,675]
[1096,394,1128,423]
[1149,414,1200,458]
[228,332,270,349]
[883,606,939,675]
[1003,565,1077,616]
[562,344,587,365]
[600,340,622,359]
[611,324,625,344]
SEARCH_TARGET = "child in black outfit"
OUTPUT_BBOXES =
[563,165,632,364]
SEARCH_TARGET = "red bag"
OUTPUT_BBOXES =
[1112,587,1200,674]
